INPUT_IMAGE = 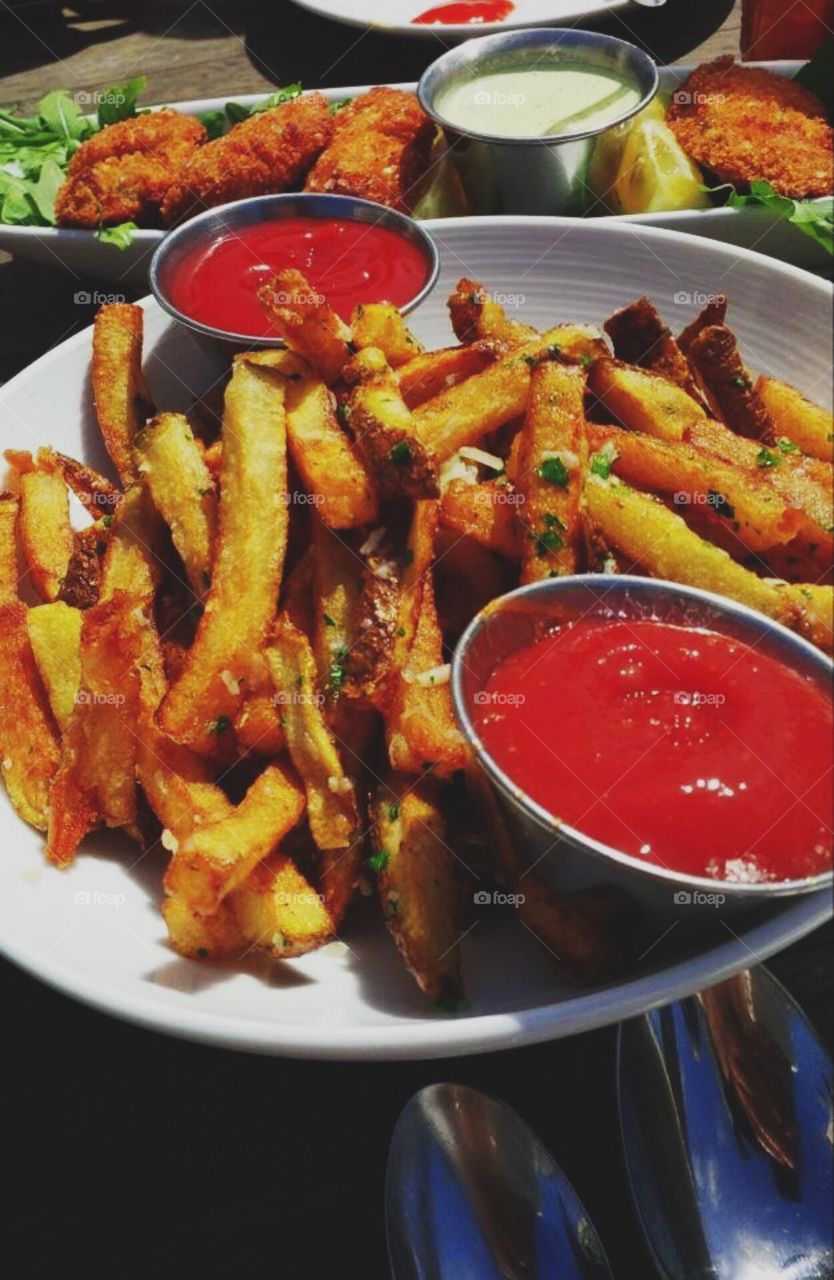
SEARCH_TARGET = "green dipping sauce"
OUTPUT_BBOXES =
[436,63,642,138]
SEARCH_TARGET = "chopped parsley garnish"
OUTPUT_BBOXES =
[590,449,616,479]
[387,802,400,821]
[579,353,594,368]
[389,441,412,467]
[756,447,780,468]
[323,613,336,628]
[402,548,414,567]
[329,645,348,698]
[337,401,351,427]
[778,437,800,455]
[101,514,114,528]
[209,714,230,735]
[367,848,389,873]
[538,456,569,487]
[730,374,748,390]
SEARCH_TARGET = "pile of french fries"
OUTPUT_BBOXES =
[0,272,831,1006]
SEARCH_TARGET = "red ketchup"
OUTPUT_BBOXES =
[476,618,833,883]
[166,216,429,334]
[413,1,515,23]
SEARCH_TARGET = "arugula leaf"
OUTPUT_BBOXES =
[96,221,137,249]
[720,180,833,256]
[198,108,227,141]
[37,90,87,140]
[29,156,65,223]
[97,75,147,127]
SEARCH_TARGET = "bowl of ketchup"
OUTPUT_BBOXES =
[452,576,833,923]
[149,192,439,347]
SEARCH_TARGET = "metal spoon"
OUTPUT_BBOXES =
[386,1082,613,1279]
[618,966,833,1279]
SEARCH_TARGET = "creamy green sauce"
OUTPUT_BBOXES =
[437,64,642,138]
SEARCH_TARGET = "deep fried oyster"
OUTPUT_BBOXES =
[304,87,436,213]
[667,56,833,199]
[55,109,206,228]
[161,94,334,226]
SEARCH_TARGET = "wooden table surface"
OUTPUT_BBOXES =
[2,5,831,1279]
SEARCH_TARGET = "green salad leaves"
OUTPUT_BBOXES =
[0,76,146,243]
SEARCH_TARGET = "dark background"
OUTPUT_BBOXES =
[1,3,830,1277]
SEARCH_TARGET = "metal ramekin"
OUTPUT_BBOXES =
[149,192,441,348]
[452,576,833,931]
[418,28,659,216]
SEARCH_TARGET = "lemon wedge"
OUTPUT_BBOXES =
[586,97,666,211]
[612,119,710,215]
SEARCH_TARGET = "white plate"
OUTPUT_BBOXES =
[0,64,827,288]
[1,217,831,1059]
[288,0,629,38]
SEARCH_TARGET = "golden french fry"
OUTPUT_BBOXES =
[165,760,305,912]
[162,893,244,959]
[92,303,154,485]
[756,377,834,464]
[100,484,163,604]
[0,601,61,831]
[160,359,288,752]
[589,359,708,442]
[398,341,501,408]
[583,475,800,628]
[448,277,537,344]
[386,569,466,779]
[517,362,588,582]
[0,493,20,603]
[372,776,464,1006]
[311,518,362,709]
[285,377,379,528]
[18,468,73,602]
[258,269,352,383]
[588,423,803,554]
[231,853,333,957]
[134,412,217,596]
[351,302,424,367]
[27,601,82,732]
[265,618,358,850]
[45,593,147,865]
[440,479,522,559]
[779,583,833,654]
[414,327,605,460]
[349,375,440,500]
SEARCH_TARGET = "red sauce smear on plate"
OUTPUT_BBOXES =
[413,1,515,24]
[166,216,429,333]
[476,618,833,883]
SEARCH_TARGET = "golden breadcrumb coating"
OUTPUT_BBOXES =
[55,109,206,227]
[667,56,833,199]
[304,87,435,213]
[161,93,335,226]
